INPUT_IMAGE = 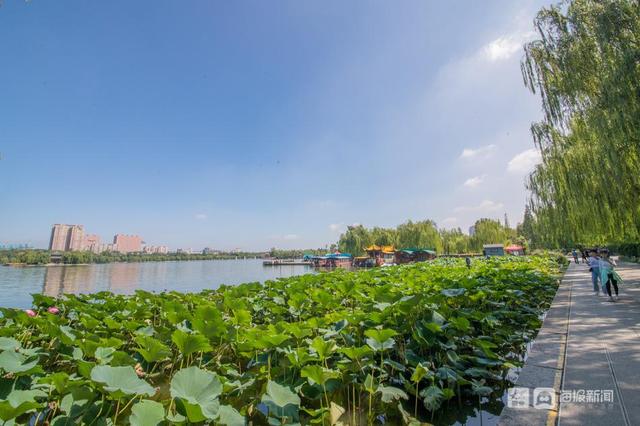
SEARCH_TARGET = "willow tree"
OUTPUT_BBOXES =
[522,0,640,247]
[396,220,443,252]
[469,218,515,252]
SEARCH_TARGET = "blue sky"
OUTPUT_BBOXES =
[0,0,552,251]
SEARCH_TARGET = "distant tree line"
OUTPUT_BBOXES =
[268,248,328,259]
[0,250,266,265]
[337,218,524,256]
[0,249,51,265]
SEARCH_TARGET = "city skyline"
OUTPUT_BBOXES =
[0,0,551,250]
[48,223,167,254]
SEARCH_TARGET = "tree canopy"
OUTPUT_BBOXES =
[337,218,518,255]
[522,0,640,247]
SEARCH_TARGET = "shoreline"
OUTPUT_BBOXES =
[1,257,296,268]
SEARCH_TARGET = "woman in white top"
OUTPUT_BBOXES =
[600,253,619,302]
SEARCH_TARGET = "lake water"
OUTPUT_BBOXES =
[0,259,314,309]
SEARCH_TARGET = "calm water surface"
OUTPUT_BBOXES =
[0,259,314,309]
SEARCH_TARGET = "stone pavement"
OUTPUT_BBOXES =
[499,260,640,426]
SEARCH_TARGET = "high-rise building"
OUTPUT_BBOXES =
[49,224,165,254]
[98,243,117,253]
[49,224,85,252]
[83,234,101,253]
[143,245,168,254]
[113,234,142,253]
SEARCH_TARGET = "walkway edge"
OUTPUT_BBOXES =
[498,264,572,426]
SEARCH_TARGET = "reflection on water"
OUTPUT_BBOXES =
[1,259,314,309]
[44,265,97,297]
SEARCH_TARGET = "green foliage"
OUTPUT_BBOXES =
[338,218,521,255]
[0,248,266,265]
[0,255,563,424]
[0,390,47,422]
[170,367,222,421]
[268,247,325,259]
[470,219,516,252]
[129,400,166,426]
[0,249,50,265]
[171,329,212,357]
[522,0,640,247]
[440,227,471,254]
[90,365,156,398]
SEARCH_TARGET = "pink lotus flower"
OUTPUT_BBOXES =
[25,309,37,317]
[47,306,60,315]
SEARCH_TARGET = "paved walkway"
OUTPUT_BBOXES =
[499,260,640,426]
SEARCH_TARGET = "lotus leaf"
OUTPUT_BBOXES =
[420,385,444,411]
[300,365,339,386]
[171,330,212,356]
[216,405,245,426]
[94,347,115,364]
[0,351,39,375]
[261,381,300,408]
[0,389,46,421]
[441,288,466,297]
[340,345,373,361]
[377,385,409,403]
[0,337,20,351]
[135,335,172,363]
[129,400,165,426]
[170,366,222,421]
[90,365,155,398]
[309,337,337,360]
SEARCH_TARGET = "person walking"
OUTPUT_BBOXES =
[600,253,619,302]
[581,251,588,264]
[588,251,601,294]
[465,256,472,269]
[572,249,579,264]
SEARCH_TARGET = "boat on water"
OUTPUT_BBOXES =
[353,256,375,268]
[364,245,397,266]
[262,259,312,266]
[394,248,437,264]
[310,252,353,268]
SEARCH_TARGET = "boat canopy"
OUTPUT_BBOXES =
[365,245,395,253]
[326,253,352,259]
[399,248,437,255]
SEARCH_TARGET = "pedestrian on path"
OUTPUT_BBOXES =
[599,253,619,302]
[588,251,601,294]
[572,249,579,264]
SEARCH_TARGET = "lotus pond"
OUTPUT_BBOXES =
[0,255,564,425]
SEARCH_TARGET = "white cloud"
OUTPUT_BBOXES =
[507,148,541,174]
[463,175,486,188]
[328,223,345,233]
[460,144,496,160]
[454,200,504,214]
[195,213,207,220]
[283,234,299,240]
[482,31,536,62]
[440,217,458,227]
